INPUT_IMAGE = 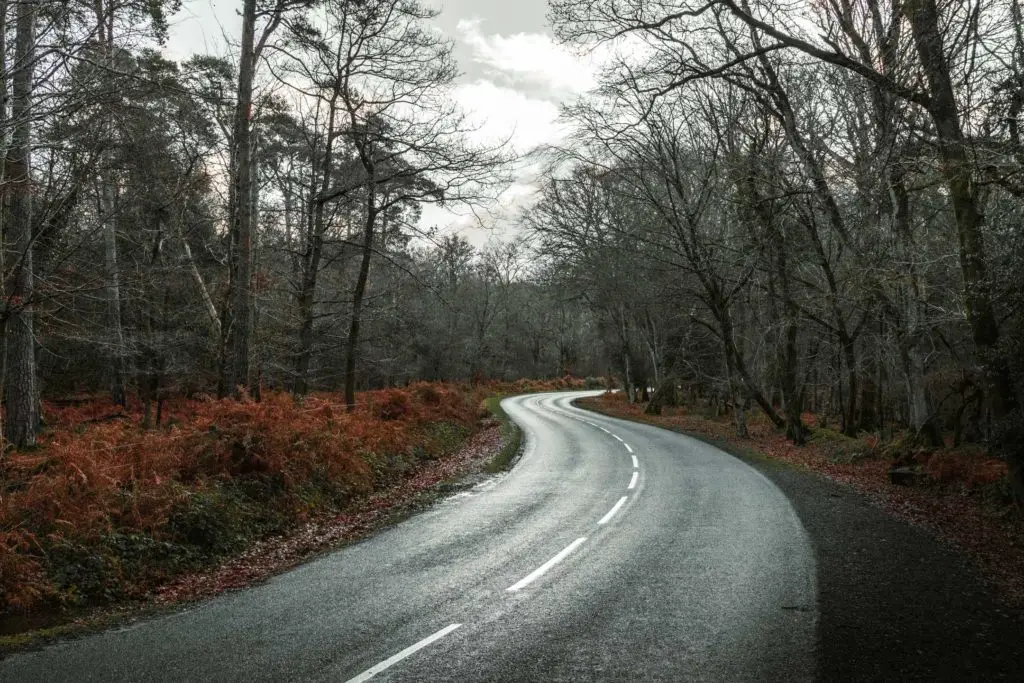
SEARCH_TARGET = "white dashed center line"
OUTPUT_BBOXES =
[506,537,588,592]
[345,623,462,683]
[598,496,629,525]
[354,398,641,681]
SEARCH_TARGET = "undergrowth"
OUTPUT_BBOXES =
[582,392,1009,493]
[0,377,584,621]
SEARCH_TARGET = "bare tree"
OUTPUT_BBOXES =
[4,0,39,447]
[281,0,507,409]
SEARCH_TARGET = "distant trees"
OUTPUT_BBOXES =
[264,0,507,407]
[2,0,1019,501]
[366,234,603,384]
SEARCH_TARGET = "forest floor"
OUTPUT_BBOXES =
[0,378,584,652]
[578,392,1024,608]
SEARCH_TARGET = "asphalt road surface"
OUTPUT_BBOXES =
[1,391,818,681]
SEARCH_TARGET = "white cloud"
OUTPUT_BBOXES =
[457,19,597,98]
[454,79,567,153]
[458,78,569,152]
[165,1,239,61]
[444,80,563,243]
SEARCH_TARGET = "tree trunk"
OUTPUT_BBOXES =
[4,0,38,448]
[901,343,941,445]
[0,0,8,442]
[741,165,806,443]
[226,0,257,398]
[178,222,220,338]
[724,346,748,438]
[905,0,1021,497]
[93,0,126,407]
[645,377,679,415]
[718,305,785,429]
[294,280,316,395]
[294,209,323,397]
[839,333,858,436]
[293,98,337,395]
[886,169,942,445]
[623,347,635,403]
[344,192,376,411]
[101,177,126,406]
[781,317,805,444]
[905,0,999,352]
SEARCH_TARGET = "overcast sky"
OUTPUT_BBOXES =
[165,0,594,246]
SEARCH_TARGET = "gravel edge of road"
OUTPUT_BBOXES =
[577,402,1024,682]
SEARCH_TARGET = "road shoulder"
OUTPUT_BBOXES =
[578,400,1024,681]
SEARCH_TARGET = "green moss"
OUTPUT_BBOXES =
[484,396,522,473]
[423,421,472,459]
[809,426,877,463]
[808,426,858,444]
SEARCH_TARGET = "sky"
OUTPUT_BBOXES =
[165,0,596,246]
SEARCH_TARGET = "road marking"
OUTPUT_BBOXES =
[624,442,633,453]
[612,434,624,442]
[345,623,462,683]
[598,496,629,525]
[507,537,588,592]
[631,454,639,468]
[628,471,638,489]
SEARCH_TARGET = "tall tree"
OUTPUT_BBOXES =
[222,0,297,398]
[4,0,39,447]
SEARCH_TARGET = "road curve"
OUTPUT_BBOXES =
[0,391,817,682]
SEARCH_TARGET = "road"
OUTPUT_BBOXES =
[0,391,817,682]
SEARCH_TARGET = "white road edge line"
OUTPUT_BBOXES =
[612,434,624,442]
[506,537,588,592]
[598,496,629,525]
[628,471,638,490]
[345,623,462,683]
[631,454,639,468]
[624,443,633,453]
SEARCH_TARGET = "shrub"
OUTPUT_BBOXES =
[0,383,494,616]
[376,389,412,421]
[809,427,879,463]
[166,486,253,558]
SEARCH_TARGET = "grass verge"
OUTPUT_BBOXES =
[483,396,523,473]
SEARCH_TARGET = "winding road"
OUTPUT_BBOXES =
[1,391,818,681]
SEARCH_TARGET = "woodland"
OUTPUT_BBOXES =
[1,0,1024,626]
[0,0,602,439]
[539,0,1024,502]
